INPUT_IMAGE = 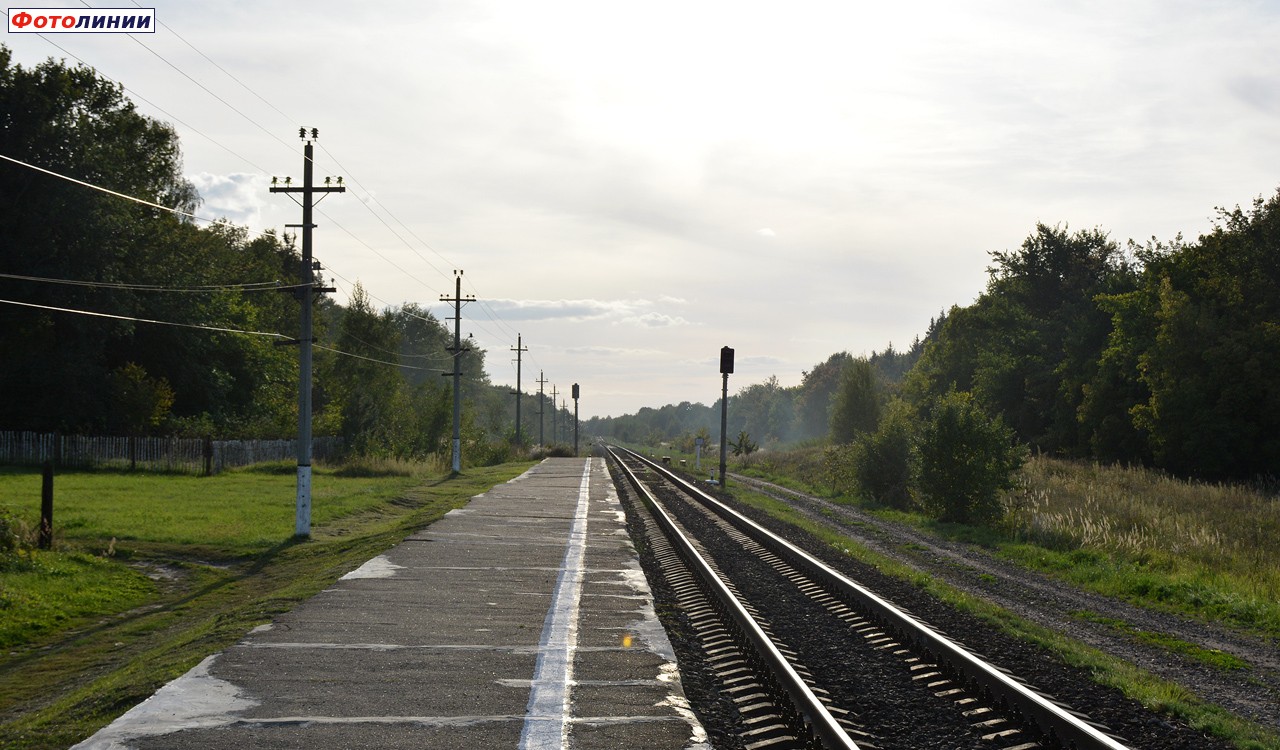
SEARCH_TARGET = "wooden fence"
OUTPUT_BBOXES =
[0,432,344,475]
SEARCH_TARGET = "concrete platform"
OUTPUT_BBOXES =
[74,457,708,749]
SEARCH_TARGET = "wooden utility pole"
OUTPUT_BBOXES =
[440,270,474,473]
[39,461,52,550]
[270,128,342,538]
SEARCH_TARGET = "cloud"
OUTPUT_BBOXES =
[562,344,666,357]
[617,312,690,328]
[484,297,684,323]
[755,228,776,237]
[484,298,642,321]
[188,172,268,226]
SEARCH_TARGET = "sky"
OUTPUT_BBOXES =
[5,1,1280,419]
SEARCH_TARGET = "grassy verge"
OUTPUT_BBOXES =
[729,486,1280,750]
[0,461,533,750]
[1000,457,1280,636]
[725,448,1280,640]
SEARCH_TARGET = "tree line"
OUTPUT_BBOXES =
[590,205,1280,485]
[0,49,576,464]
[6,48,1276,482]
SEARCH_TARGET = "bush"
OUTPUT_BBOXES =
[0,509,26,554]
[532,443,576,459]
[822,443,859,497]
[854,400,915,510]
[917,390,1026,524]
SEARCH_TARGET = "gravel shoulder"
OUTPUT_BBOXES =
[729,474,1280,739]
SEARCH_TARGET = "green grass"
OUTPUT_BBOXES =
[1000,457,1280,636]
[0,551,155,649]
[728,485,1280,750]
[1070,610,1249,671]
[719,447,1280,639]
[0,460,534,750]
[0,464,422,558]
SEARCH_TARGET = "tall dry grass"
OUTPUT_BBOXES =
[1003,456,1280,627]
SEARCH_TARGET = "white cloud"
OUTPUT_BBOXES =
[7,0,1275,418]
[485,298,672,323]
[187,172,268,227]
[483,298,636,321]
[617,312,691,328]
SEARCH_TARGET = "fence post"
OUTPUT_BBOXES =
[204,436,214,476]
[39,461,53,550]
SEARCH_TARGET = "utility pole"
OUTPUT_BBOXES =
[440,270,475,473]
[270,128,343,538]
[536,370,548,447]
[510,335,528,445]
[572,383,580,457]
[550,385,559,446]
[719,346,734,490]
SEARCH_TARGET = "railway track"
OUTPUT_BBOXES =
[605,444,1134,750]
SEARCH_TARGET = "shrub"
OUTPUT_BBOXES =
[917,390,1026,524]
[854,400,916,510]
[0,509,25,554]
[822,443,859,497]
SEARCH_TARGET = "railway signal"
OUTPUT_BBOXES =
[572,383,580,457]
[719,346,733,489]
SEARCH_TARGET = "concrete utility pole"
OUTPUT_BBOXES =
[270,128,343,538]
[510,335,528,445]
[536,370,548,447]
[572,383,580,457]
[550,385,559,446]
[719,346,734,489]
[440,270,475,473]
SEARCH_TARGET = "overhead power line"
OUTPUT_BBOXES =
[0,152,232,225]
[6,16,536,370]
[0,297,286,338]
[0,297,435,371]
[0,271,300,293]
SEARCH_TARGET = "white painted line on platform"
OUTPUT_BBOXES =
[339,554,404,580]
[71,655,257,749]
[519,459,592,750]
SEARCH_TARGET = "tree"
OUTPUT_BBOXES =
[0,49,303,438]
[0,47,198,432]
[829,358,881,444]
[853,399,915,510]
[917,390,1025,524]
[106,363,175,435]
[904,224,1133,455]
[1124,195,1280,478]
[794,352,852,440]
[729,430,758,463]
[326,283,405,455]
[732,376,794,445]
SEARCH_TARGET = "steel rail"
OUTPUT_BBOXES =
[615,445,1133,750]
[607,446,861,750]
